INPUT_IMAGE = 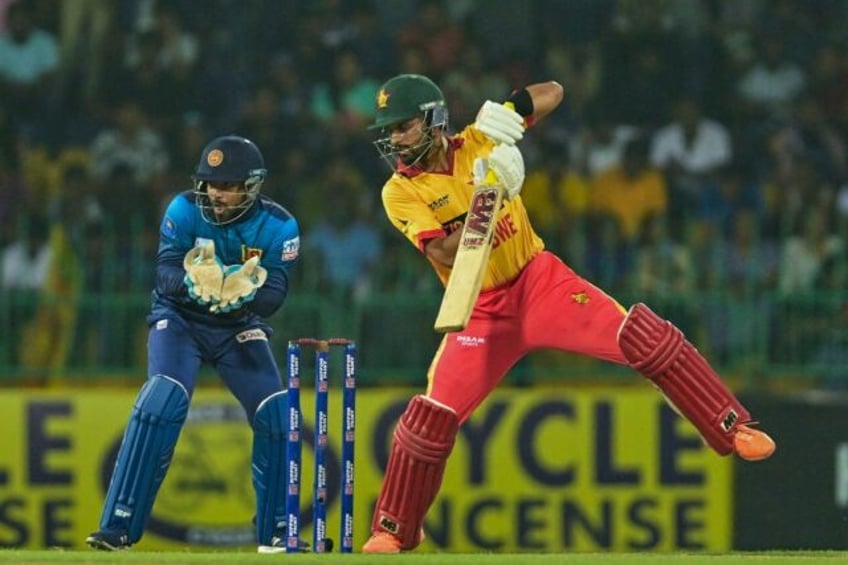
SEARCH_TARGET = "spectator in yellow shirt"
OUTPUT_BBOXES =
[590,135,667,244]
[521,139,591,248]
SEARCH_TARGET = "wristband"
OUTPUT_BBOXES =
[507,88,534,118]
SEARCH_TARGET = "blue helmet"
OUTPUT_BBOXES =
[193,135,267,225]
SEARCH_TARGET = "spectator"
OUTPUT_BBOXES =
[395,0,466,79]
[737,34,806,121]
[779,206,844,293]
[521,139,591,256]
[1,209,50,291]
[592,135,668,245]
[58,0,113,110]
[769,95,848,186]
[442,43,510,129]
[310,49,380,135]
[304,157,381,302]
[89,98,169,187]
[583,212,632,294]
[0,0,59,126]
[651,96,732,228]
[0,103,23,230]
[633,212,695,296]
[572,102,640,178]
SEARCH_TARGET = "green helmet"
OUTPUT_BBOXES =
[369,74,448,130]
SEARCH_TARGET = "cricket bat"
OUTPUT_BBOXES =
[433,158,506,333]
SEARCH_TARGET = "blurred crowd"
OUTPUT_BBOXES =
[2,0,848,377]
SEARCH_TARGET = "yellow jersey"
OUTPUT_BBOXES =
[381,126,544,290]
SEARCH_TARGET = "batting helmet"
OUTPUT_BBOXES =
[369,74,448,131]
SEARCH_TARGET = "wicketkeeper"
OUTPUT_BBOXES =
[86,135,304,553]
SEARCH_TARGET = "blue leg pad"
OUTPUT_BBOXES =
[252,391,288,545]
[99,375,189,543]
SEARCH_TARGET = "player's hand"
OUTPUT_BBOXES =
[183,241,224,305]
[474,101,524,145]
[210,256,268,313]
[487,144,525,200]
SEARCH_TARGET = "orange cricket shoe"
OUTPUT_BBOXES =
[362,529,426,554]
[733,424,776,461]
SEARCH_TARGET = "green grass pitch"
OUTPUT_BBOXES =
[1,550,847,565]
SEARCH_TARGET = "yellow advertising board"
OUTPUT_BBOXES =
[0,386,730,552]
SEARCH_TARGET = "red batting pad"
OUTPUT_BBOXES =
[618,303,750,455]
[371,395,459,549]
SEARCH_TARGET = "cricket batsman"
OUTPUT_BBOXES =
[362,74,776,553]
[86,135,304,553]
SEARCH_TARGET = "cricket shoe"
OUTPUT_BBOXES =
[86,529,131,551]
[257,531,313,554]
[362,529,426,554]
[733,424,776,461]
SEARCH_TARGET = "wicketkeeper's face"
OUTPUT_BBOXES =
[206,182,247,222]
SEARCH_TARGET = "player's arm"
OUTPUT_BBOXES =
[155,194,196,297]
[245,269,288,318]
[424,229,462,267]
[521,81,564,124]
[243,223,299,318]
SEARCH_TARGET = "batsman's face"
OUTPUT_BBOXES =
[388,118,428,165]
[206,182,247,221]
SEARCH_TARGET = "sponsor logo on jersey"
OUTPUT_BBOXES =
[428,194,449,210]
[236,329,267,343]
[241,245,263,262]
[282,237,300,261]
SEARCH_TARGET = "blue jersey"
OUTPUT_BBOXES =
[149,190,300,326]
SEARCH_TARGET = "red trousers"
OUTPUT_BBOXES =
[428,251,628,423]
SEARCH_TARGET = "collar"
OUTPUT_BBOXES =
[397,136,465,178]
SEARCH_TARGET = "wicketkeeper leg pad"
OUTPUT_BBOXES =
[251,391,288,546]
[617,303,750,455]
[99,375,189,542]
[371,395,459,549]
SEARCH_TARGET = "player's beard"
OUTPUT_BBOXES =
[211,198,243,223]
[397,130,435,167]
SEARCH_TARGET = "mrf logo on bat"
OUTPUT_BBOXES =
[462,188,498,248]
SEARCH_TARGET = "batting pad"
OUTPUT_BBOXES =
[371,395,458,549]
[618,303,750,455]
[251,391,288,545]
[100,375,189,542]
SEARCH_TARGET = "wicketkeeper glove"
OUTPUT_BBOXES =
[209,256,268,313]
[487,144,525,200]
[474,100,525,145]
[183,241,225,305]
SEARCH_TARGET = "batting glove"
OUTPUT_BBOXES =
[487,144,525,200]
[183,241,224,305]
[474,101,525,145]
[210,256,268,313]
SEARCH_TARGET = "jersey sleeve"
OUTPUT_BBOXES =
[246,215,300,318]
[155,193,197,297]
[382,179,447,253]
